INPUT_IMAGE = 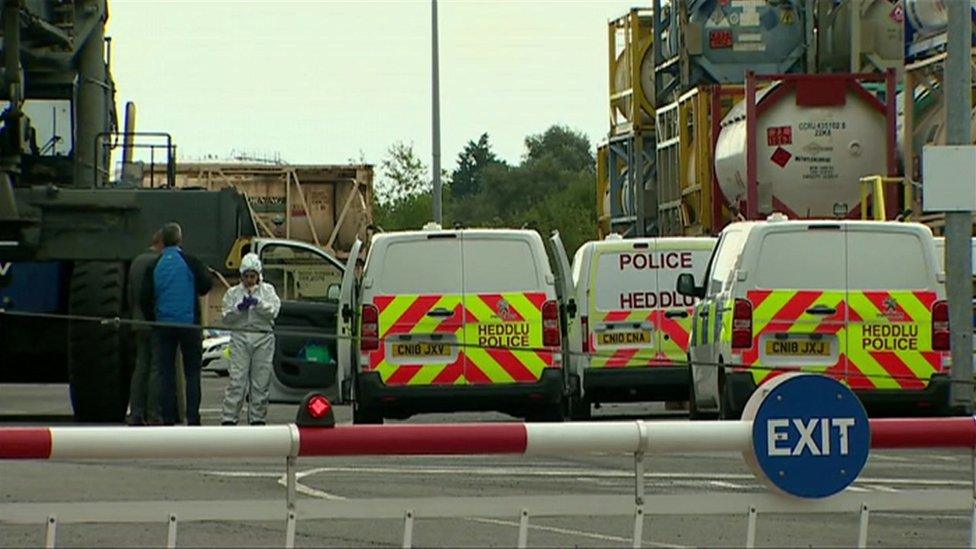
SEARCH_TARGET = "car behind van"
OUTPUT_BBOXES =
[565,235,715,418]
[680,215,949,418]
[353,225,565,423]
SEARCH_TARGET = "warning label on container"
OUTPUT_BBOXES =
[771,147,792,168]
[767,126,793,146]
[890,4,904,23]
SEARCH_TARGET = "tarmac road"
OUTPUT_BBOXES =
[1,375,972,547]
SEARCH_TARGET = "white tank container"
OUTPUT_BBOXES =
[906,0,976,36]
[713,83,888,217]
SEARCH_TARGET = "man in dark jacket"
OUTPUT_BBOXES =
[140,222,213,425]
[127,230,163,425]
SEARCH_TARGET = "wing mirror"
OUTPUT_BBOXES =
[676,273,705,299]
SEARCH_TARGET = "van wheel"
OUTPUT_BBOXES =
[352,402,383,424]
[527,401,565,423]
[717,366,742,420]
[569,394,591,421]
[688,363,717,421]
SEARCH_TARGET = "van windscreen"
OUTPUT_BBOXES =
[462,238,541,292]
[376,239,462,294]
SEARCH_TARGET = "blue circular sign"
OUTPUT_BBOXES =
[745,374,870,499]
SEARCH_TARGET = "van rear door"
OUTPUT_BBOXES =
[461,233,553,385]
[654,238,714,364]
[744,226,847,386]
[844,226,943,391]
[366,233,465,386]
[588,241,659,368]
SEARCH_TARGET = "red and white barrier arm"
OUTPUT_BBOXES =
[1,418,974,460]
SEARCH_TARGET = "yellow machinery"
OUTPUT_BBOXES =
[858,176,913,221]
[654,85,743,236]
[598,9,657,238]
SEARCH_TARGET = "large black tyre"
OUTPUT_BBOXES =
[717,365,742,421]
[68,262,133,423]
[526,400,566,423]
[352,401,383,425]
[688,361,717,421]
[568,394,592,421]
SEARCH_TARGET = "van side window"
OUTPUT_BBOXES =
[260,244,344,302]
[707,231,745,295]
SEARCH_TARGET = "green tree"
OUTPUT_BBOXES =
[524,125,594,172]
[376,141,429,205]
[451,133,503,197]
[375,125,598,254]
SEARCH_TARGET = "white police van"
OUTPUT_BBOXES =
[560,235,714,418]
[679,215,949,419]
[351,223,567,423]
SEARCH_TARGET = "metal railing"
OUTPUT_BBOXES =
[1,418,975,548]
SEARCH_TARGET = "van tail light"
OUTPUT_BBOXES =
[542,300,561,348]
[932,300,949,351]
[361,304,379,352]
[581,315,589,353]
[731,299,753,349]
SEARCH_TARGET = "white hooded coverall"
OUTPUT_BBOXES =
[220,253,281,425]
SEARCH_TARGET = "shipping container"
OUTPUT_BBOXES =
[816,0,904,74]
[655,85,743,236]
[713,72,898,221]
[655,0,813,102]
[608,9,657,133]
[143,163,373,257]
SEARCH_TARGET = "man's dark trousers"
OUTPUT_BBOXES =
[154,326,203,425]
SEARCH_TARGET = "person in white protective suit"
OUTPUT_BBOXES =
[220,253,281,425]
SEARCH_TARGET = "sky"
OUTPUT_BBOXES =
[107,1,638,172]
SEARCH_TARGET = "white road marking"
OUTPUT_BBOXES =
[201,471,281,478]
[861,484,899,493]
[845,486,870,493]
[856,477,969,487]
[871,455,913,463]
[294,466,971,489]
[296,465,757,480]
[877,512,971,521]
[708,480,748,490]
[467,517,688,548]
[200,469,346,500]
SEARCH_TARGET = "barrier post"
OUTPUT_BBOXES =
[970,446,976,548]
[745,506,757,548]
[632,506,645,549]
[44,515,57,549]
[517,508,529,548]
[285,511,297,549]
[286,456,297,511]
[402,509,414,548]
[857,503,870,548]
[167,514,178,548]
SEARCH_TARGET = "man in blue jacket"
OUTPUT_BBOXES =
[140,222,213,425]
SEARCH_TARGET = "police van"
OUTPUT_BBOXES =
[562,235,715,418]
[678,214,950,419]
[351,224,566,423]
